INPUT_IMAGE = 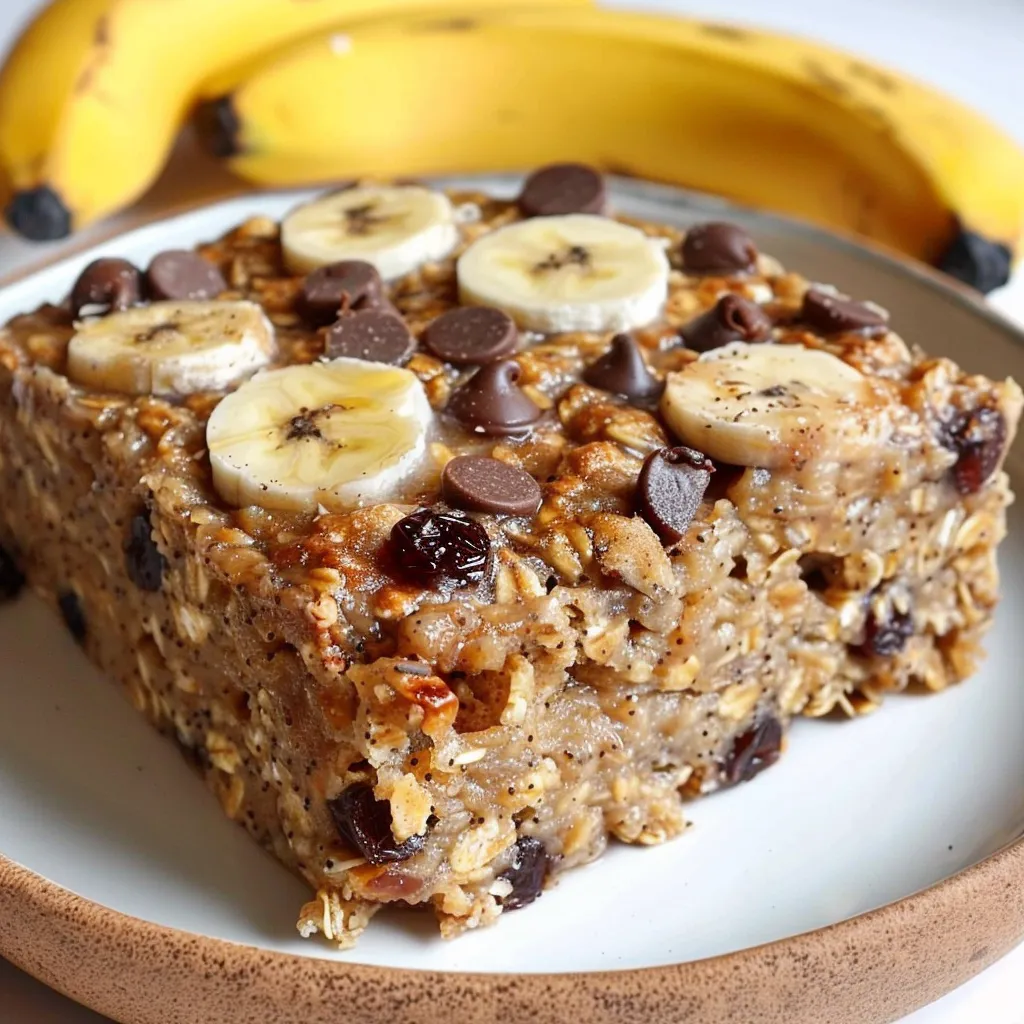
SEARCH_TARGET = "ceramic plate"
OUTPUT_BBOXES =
[2,177,1023,1024]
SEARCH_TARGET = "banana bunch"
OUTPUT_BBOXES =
[0,0,588,241]
[2,3,1022,293]
[191,5,1024,292]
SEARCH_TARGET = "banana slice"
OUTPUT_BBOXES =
[660,342,891,469]
[206,358,432,512]
[281,185,459,278]
[457,214,669,333]
[67,300,274,396]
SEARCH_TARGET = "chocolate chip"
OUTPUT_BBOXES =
[327,782,426,865]
[69,258,143,317]
[498,836,550,910]
[146,250,227,301]
[801,287,888,336]
[681,294,773,353]
[423,306,518,366]
[583,333,663,401]
[442,456,542,517]
[390,509,491,589]
[863,606,914,656]
[300,261,384,326]
[58,589,86,644]
[0,546,25,602]
[324,309,415,364]
[637,446,715,545]
[940,406,1007,495]
[722,715,783,786]
[124,511,166,592]
[447,360,542,436]
[681,222,758,274]
[518,162,607,218]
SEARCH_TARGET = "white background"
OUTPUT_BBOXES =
[1,0,1023,1020]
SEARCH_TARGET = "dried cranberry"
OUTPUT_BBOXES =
[390,509,491,589]
[327,782,425,865]
[124,511,166,592]
[940,406,1007,496]
[722,715,783,786]
[0,546,25,602]
[499,836,550,910]
[58,589,86,644]
[863,606,914,656]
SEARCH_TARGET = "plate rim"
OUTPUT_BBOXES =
[2,177,1023,1024]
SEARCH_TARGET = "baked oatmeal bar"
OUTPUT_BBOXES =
[0,165,1018,945]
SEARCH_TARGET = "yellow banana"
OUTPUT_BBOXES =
[0,0,590,241]
[196,6,1024,292]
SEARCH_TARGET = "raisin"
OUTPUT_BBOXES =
[940,406,1007,496]
[124,510,166,592]
[327,782,425,865]
[389,508,491,589]
[722,715,783,786]
[864,607,914,656]
[0,546,25,602]
[58,589,87,644]
[498,836,550,910]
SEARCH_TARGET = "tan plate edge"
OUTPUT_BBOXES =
[1,839,1023,1024]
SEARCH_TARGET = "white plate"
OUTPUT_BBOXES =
[1,178,1022,977]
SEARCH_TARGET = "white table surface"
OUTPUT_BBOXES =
[2,0,1024,1020]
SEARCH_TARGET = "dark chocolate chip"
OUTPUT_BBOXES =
[124,511,166,592]
[390,509,491,589]
[937,227,1012,295]
[518,163,607,218]
[0,546,25,602]
[5,185,72,241]
[637,446,715,545]
[722,715,783,786]
[327,782,426,865]
[300,260,384,326]
[324,309,415,365]
[941,406,1007,496]
[447,360,541,436]
[583,333,663,401]
[58,589,86,644]
[423,306,518,366]
[70,258,143,318]
[681,294,773,353]
[146,250,227,302]
[498,836,550,910]
[442,455,542,517]
[801,287,888,336]
[863,606,914,657]
[681,222,758,274]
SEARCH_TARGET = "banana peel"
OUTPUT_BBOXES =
[0,0,591,241]
[194,7,1024,293]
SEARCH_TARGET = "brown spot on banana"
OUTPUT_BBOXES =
[409,17,478,33]
[846,60,899,94]
[697,23,751,42]
[802,60,851,99]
